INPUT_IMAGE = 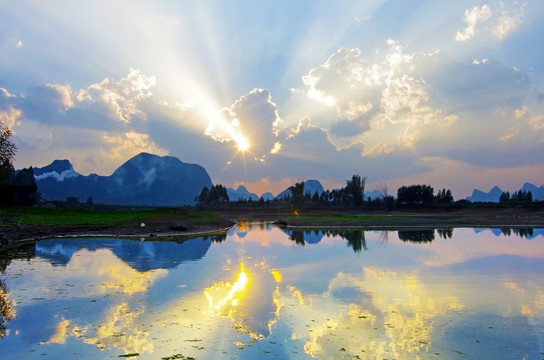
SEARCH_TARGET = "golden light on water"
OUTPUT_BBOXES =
[205,263,248,316]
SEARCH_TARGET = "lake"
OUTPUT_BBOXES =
[1,224,543,359]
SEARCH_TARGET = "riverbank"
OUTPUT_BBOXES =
[1,206,544,249]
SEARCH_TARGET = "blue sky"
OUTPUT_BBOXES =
[1,0,543,197]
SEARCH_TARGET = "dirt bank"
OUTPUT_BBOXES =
[2,206,543,249]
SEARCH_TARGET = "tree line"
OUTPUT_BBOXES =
[0,121,38,206]
[196,176,539,210]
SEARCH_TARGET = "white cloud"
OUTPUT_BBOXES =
[456,5,492,42]
[101,131,168,162]
[493,7,524,40]
[81,68,156,124]
[0,106,22,130]
[455,2,525,42]
[301,41,458,155]
[205,88,282,160]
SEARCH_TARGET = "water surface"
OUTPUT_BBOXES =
[1,225,543,359]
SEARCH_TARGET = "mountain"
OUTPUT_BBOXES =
[521,183,544,201]
[275,179,324,200]
[33,152,212,206]
[364,189,383,200]
[260,192,275,201]
[466,183,544,202]
[227,185,259,201]
[33,159,80,182]
[466,186,503,202]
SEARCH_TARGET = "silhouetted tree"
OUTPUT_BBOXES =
[196,184,229,204]
[499,191,510,204]
[0,121,16,168]
[435,188,454,204]
[197,186,210,203]
[397,184,434,207]
[345,174,366,207]
[289,181,305,208]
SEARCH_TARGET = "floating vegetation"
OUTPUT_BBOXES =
[161,355,195,360]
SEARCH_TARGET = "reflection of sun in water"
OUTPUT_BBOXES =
[205,263,248,315]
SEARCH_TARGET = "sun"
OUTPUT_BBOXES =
[236,136,249,152]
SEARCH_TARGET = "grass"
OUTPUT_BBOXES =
[0,207,221,228]
[282,214,417,223]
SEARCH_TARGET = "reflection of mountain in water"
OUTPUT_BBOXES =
[281,228,368,252]
[280,229,324,245]
[35,237,212,271]
[474,228,544,239]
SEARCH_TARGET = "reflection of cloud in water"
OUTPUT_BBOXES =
[29,248,166,355]
[67,249,168,296]
[401,228,544,267]
[280,267,463,359]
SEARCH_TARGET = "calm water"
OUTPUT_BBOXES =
[1,224,543,359]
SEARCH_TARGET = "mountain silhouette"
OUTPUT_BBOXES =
[33,152,212,206]
[275,179,324,200]
[466,186,503,202]
[227,185,259,201]
[466,183,544,202]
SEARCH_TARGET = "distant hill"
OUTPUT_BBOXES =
[275,179,324,200]
[521,183,544,201]
[260,192,275,201]
[466,186,503,202]
[32,152,212,206]
[466,183,544,202]
[364,189,383,200]
[227,185,259,201]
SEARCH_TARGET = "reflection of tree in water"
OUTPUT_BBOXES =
[334,230,367,253]
[437,228,454,239]
[0,244,34,338]
[0,278,14,338]
[398,229,435,243]
[288,231,305,246]
[502,228,534,238]
[209,233,228,243]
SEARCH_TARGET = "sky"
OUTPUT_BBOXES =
[1,0,543,198]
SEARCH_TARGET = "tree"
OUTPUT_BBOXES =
[198,186,210,204]
[0,121,17,186]
[289,181,305,208]
[499,191,510,204]
[436,188,454,204]
[397,184,434,207]
[196,184,229,204]
[0,121,16,167]
[345,174,366,207]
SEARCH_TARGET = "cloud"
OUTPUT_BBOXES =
[0,88,22,129]
[455,2,525,42]
[22,69,156,129]
[456,5,492,42]
[493,8,524,40]
[101,131,168,162]
[205,88,282,160]
[34,168,78,182]
[302,47,380,137]
[300,41,458,155]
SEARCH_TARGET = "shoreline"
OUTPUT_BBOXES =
[2,207,544,249]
